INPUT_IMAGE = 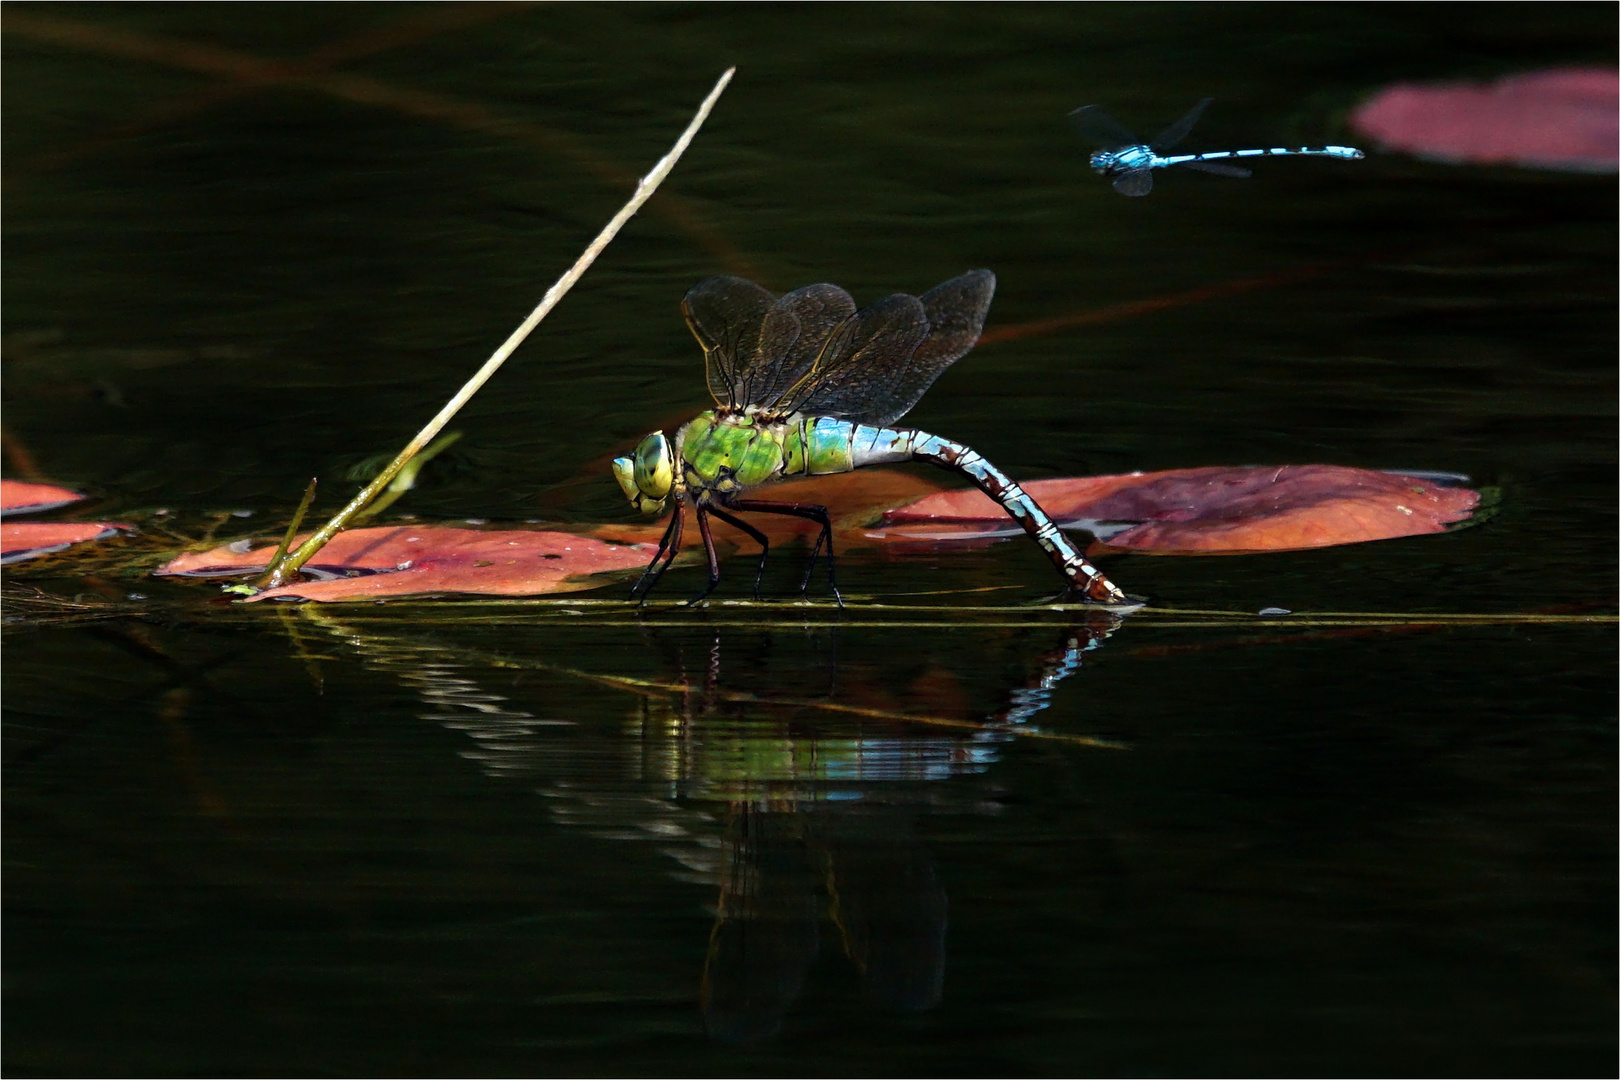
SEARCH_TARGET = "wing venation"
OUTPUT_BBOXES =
[680,270,996,426]
[682,275,775,410]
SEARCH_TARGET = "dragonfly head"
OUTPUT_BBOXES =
[612,430,674,515]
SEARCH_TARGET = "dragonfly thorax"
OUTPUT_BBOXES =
[677,411,795,502]
[1092,144,1154,176]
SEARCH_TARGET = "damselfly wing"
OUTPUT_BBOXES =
[1070,97,1362,196]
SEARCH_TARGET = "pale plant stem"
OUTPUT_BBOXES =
[254,66,736,591]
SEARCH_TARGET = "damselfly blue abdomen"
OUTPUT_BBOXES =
[1069,97,1364,196]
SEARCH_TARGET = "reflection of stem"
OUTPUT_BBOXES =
[155,687,234,821]
[539,668,1130,747]
[1145,606,1616,623]
[251,67,735,591]
[272,606,328,695]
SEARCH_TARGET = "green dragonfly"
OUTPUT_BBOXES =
[612,270,1132,606]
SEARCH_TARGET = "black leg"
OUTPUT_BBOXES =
[706,503,770,600]
[687,502,723,605]
[630,499,685,605]
[728,499,843,608]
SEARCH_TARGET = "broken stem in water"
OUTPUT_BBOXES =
[264,477,318,573]
[248,66,737,592]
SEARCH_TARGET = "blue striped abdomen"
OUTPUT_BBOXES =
[806,419,1129,605]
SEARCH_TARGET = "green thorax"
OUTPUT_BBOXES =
[677,410,857,498]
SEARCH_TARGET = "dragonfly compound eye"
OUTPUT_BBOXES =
[615,440,673,514]
[632,431,673,499]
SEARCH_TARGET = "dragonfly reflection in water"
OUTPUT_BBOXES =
[631,620,1124,1042]
[612,271,1131,605]
[1070,97,1365,197]
[307,611,1124,1042]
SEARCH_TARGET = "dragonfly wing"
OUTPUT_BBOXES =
[1113,169,1154,196]
[779,293,929,422]
[683,276,777,409]
[1150,96,1212,150]
[734,283,856,411]
[777,270,996,427]
[859,269,996,427]
[1068,104,1140,148]
[1178,159,1251,178]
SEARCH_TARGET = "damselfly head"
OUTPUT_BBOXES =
[1088,149,1114,174]
[612,430,673,514]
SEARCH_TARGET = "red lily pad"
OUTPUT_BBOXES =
[869,465,1480,555]
[156,525,656,602]
[588,469,951,554]
[1350,68,1619,172]
[1,521,130,565]
[1,479,87,515]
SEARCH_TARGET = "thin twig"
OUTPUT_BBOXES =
[250,67,736,592]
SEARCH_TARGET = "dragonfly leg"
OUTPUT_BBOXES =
[686,502,724,605]
[630,500,685,605]
[705,503,770,600]
[727,499,842,608]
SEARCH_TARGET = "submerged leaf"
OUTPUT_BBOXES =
[156,525,656,602]
[870,465,1481,554]
[1350,68,1619,173]
[1,479,87,515]
[1,522,130,565]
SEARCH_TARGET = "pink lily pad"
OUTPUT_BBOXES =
[587,470,952,554]
[1350,68,1619,172]
[1,521,130,565]
[1,479,87,515]
[869,465,1481,555]
[156,525,656,602]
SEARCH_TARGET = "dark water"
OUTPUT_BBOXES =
[4,4,1615,1075]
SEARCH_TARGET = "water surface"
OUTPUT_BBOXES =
[4,4,1615,1075]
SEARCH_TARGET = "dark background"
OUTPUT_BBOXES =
[5,4,1615,1075]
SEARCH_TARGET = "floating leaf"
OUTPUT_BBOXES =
[1350,68,1619,172]
[588,470,950,553]
[1,479,86,515]
[1,521,130,565]
[869,465,1481,555]
[156,525,656,602]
